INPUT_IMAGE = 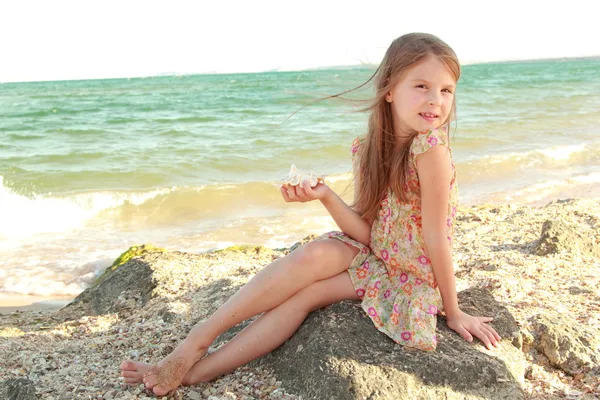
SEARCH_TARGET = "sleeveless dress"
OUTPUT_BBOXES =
[314,127,458,351]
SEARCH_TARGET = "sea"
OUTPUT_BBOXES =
[1,58,599,302]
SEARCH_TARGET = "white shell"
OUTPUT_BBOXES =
[282,164,324,187]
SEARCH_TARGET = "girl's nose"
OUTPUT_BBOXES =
[428,92,442,106]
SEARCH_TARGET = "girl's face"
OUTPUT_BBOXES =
[385,55,456,135]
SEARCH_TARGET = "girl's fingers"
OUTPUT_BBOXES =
[480,324,500,347]
[486,324,502,341]
[473,328,493,350]
[478,316,502,340]
[294,184,309,201]
[302,180,318,199]
[280,186,291,202]
[285,185,299,201]
[456,325,473,343]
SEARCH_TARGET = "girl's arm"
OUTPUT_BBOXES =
[281,181,372,246]
[320,186,372,246]
[416,145,501,350]
[416,145,459,315]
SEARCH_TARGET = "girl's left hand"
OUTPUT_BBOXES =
[446,310,502,350]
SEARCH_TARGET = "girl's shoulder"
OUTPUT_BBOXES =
[410,126,450,156]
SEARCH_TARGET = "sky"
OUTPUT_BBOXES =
[1,0,599,83]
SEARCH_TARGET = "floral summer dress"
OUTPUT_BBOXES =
[314,127,458,351]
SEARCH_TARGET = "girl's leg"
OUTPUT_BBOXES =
[182,270,359,385]
[122,270,359,389]
[122,239,358,395]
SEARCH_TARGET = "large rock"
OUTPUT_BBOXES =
[0,379,37,400]
[253,288,525,400]
[63,246,160,316]
[530,314,600,375]
[535,219,600,257]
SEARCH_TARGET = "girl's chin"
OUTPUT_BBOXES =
[412,122,442,133]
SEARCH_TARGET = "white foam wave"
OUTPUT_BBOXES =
[0,176,173,238]
[508,172,600,203]
[481,143,588,165]
[538,144,587,160]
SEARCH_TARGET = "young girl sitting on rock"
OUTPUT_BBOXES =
[121,32,501,396]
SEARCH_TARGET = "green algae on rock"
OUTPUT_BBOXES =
[94,244,165,287]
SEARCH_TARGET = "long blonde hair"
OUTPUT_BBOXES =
[354,33,461,222]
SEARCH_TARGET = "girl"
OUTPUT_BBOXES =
[120,32,501,396]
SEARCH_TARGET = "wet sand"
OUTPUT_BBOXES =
[0,293,73,315]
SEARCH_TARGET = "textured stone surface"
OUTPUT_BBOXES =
[253,288,525,400]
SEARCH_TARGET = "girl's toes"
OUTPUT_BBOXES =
[153,384,171,397]
[120,360,136,371]
[143,368,160,389]
[122,370,140,379]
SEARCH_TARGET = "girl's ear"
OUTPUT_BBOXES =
[385,92,393,103]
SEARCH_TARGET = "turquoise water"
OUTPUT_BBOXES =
[1,59,600,298]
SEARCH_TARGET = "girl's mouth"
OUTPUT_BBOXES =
[419,112,438,122]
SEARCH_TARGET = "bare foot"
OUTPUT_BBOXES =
[120,360,152,385]
[142,347,208,396]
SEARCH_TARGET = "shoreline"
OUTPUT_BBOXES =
[0,293,73,315]
[2,189,599,313]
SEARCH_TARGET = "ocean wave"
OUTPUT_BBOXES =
[0,173,352,238]
[458,143,597,180]
[155,116,218,123]
[0,176,173,238]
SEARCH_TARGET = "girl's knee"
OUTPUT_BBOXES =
[293,240,329,265]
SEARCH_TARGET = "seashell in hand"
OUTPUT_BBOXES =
[282,164,324,187]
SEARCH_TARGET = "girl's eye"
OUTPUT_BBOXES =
[416,84,427,89]
[442,89,453,94]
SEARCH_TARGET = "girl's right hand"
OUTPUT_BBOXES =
[280,180,331,203]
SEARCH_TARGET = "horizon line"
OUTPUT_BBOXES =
[2,55,599,85]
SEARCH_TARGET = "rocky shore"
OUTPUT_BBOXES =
[1,199,599,399]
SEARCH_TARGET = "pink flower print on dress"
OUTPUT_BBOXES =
[447,218,452,228]
[383,289,391,299]
[356,288,366,298]
[415,278,423,286]
[399,272,408,284]
[368,307,378,317]
[408,232,413,242]
[401,331,413,341]
[393,303,400,314]
[427,136,438,147]
[418,255,430,265]
[392,242,399,253]
[361,247,369,254]
[374,280,382,289]
[381,249,390,261]
[363,260,370,270]
[427,305,438,315]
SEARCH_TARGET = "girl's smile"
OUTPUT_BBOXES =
[386,54,456,135]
